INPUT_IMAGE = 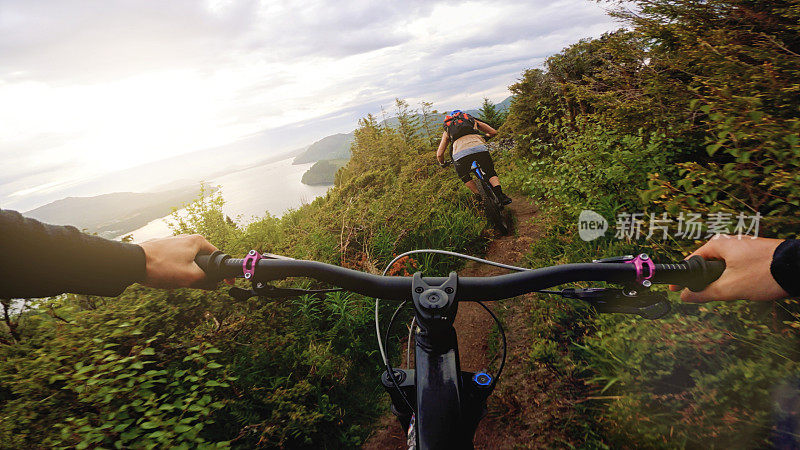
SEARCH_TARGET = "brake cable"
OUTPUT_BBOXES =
[376,249,528,368]
[406,317,415,371]
[476,300,507,379]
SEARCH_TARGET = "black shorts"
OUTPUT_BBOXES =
[453,151,497,183]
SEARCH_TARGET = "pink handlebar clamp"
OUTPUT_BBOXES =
[625,253,655,287]
[243,250,263,279]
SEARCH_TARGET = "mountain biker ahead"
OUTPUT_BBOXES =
[436,110,512,205]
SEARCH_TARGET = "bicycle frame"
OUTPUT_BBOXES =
[381,273,494,449]
[470,160,487,181]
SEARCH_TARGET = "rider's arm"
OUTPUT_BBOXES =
[670,236,791,302]
[436,131,449,164]
[0,209,217,298]
[475,120,498,138]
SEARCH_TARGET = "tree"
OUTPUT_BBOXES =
[394,98,422,150]
[419,101,439,149]
[477,98,506,129]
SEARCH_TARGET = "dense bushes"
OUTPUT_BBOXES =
[0,101,489,448]
[503,0,800,446]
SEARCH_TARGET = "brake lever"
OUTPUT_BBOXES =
[558,288,671,320]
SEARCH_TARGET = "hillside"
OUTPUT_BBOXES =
[1,100,490,448]
[300,159,348,185]
[24,186,209,238]
[294,96,513,181]
[3,2,799,448]
[292,96,512,166]
[292,133,354,164]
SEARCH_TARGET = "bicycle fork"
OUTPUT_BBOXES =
[380,272,495,449]
[381,367,494,448]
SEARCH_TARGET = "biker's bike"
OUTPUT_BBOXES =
[441,159,512,235]
[196,250,724,449]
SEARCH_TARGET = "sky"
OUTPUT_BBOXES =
[0,0,620,211]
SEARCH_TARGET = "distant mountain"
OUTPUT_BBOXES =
[8,126,309,214]
[293,133,355,165]
[496,95,513,112]
[380,95,513,129]
[463,95,513,117]
[24,186,210,239]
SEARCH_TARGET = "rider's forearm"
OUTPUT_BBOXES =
[436,143,447,162]
[0,209,146,298]
[476,120,498,138]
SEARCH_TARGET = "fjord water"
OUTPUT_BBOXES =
[126,157,331,242]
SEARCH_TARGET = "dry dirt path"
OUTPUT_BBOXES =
[363,196,585,449]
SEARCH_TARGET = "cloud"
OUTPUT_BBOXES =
[245,1,434,58]
[0,0,255,82]
[0,0,618,210]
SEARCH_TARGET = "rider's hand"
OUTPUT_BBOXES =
[670,236,788,302]
[138,234,219,290]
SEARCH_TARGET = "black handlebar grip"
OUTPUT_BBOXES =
[683,255,726,292]
[194,250,231,282]
[195,253,211,270]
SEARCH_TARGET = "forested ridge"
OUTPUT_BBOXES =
[2,0,799,448]
[300,159,349,186]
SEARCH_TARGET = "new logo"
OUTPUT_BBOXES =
[578,210,608,241]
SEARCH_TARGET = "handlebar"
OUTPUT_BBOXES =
[195,252,725,302]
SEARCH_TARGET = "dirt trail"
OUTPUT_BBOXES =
[364,196,562,449]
